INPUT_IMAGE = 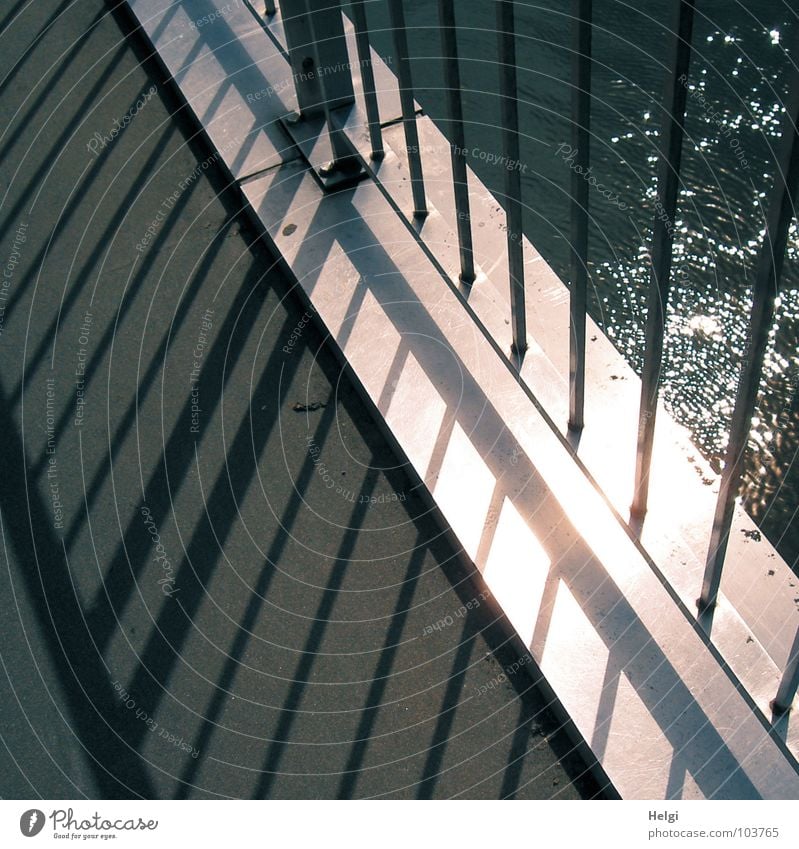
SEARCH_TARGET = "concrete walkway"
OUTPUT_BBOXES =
[0,0,603,799]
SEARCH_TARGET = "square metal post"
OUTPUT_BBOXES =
[280,0,355,118]
[280,0,365,189]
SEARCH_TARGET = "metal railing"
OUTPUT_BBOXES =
[253,0,799,714]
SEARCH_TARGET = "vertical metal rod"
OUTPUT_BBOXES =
[698,77,799,612]
[350,0,384,160]
[438,0,475,284]
[567,0,592,430]
[630,0,696,517]
[774,625,799,714]
[387,0,427,217]
[265,0,277,15]
[496,0,527,354]
[303,0,359,174]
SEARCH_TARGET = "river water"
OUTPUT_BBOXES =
[360,0,799,569]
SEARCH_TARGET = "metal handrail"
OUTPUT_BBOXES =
[257,0,799,715]
[350,0,385,160]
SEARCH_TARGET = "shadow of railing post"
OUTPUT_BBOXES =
[0,376,155,798]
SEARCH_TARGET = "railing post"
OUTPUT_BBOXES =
[388,0,427,217]
[631,0,695,517]
[496,0,527,355]
[280,0,363,186]
[773,625,799,715]
[568,0,592,431]
[698,73,799,613]
[349,0,385,160]
[280,0,355,118]
[438,0,475,285]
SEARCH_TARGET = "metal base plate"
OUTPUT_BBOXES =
[280,111,368,193]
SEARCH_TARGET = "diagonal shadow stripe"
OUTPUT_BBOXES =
[253,468,380,798]
[0,0,52,43]
[414,627,475,799]
[110,308,309,741]
[335,538,426,798]
[7,123,184,408]
[40,213,237,546]
[281,188,764,798]
[82,269,291,654]
[0,38,127,189]
[0,0,98,102]
[172,400,340,797]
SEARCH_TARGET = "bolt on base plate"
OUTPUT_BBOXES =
[281,111,368,192]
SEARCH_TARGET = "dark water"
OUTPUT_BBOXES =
[361,0,799,569]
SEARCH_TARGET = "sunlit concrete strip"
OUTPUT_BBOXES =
[126,0,799,794]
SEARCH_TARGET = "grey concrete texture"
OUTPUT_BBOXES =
[0,0,606,799]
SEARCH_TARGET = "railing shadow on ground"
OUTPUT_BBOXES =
[0,131,596,798]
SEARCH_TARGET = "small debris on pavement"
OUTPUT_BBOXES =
[293,401,327,412]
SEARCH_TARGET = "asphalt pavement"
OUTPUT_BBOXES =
[0,0,605,799]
